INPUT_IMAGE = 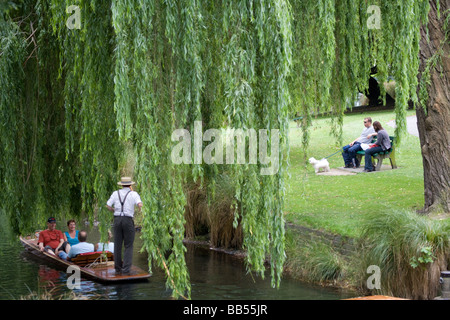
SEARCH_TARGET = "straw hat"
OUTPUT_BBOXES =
[117,177,136,186]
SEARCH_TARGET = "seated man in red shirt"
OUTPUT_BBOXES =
[38,217,65,256]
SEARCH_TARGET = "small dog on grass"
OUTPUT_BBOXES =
[308,157,330,174]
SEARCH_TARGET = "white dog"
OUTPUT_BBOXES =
[309,157,330,174]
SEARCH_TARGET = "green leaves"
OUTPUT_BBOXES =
[1,0,433,299]
[410,246,436,268]
[110,0,293,297]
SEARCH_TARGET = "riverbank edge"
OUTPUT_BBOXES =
[182,222,361,293]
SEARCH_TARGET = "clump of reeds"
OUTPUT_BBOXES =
[184,180,211,239]
[184,174,243,249]
[284,231,347,285]
[358,209,450,299]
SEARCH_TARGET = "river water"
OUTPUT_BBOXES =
[0,217,355,300]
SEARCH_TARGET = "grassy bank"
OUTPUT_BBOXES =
[283,110,450,298]
[284,109,425,238]
[129,108,448,298]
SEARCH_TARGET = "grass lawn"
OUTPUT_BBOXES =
[284,109,425,238]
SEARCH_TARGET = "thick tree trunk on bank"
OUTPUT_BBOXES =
[416,0,450,213]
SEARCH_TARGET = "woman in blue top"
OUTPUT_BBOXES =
[61,219,79,254]
[59,219,80,253]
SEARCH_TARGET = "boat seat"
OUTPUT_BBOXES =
[70,251,114,267]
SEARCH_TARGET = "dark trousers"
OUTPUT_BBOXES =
[342,142,362,167]
[364,146,384,171]
[113,216,135,273]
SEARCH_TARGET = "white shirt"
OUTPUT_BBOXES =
[97,242,114,253]
[357,126,375,144]
[68,242,95,258]
[106,187,142,217]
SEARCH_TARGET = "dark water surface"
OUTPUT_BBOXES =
[0,219,355,300]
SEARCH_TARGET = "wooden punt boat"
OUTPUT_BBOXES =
[20,236,151,283]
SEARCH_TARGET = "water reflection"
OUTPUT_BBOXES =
[0,220,355,300]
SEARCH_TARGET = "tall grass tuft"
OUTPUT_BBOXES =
[184,174,243,249]
[285,232,346,284]
[359,209,450,299]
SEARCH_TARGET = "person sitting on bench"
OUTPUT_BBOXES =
[363,121,391,172]
[342,117,375,168]
[95,230,114,253]
[58,230,94,261]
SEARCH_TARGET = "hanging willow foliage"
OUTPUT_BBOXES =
[289,0,431,150]
[110,0,292,298]
[0,0,434,299]
[48,0,121,239]
[0,0,82,232]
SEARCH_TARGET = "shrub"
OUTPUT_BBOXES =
[359,209,450,299]
[285,231,346,284]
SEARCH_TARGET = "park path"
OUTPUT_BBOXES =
[386,115,419,137]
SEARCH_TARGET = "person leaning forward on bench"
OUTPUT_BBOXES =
[58,230,94,261]
[106,177,143,275]
[342,117,375,168]
[363,121,391,172]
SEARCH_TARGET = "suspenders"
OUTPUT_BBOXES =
[117,190,132,216]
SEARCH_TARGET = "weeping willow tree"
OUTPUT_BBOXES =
[0,0,83,233]
[0,0,291,299]
[0,0,447,299]
[110,0,291,298]
[416,0,450,213]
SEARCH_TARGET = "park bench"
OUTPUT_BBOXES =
[355,136,397,171]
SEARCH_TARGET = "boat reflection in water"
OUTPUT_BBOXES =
[6,225,355,300]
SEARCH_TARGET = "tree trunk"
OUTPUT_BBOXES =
[416,0,450,213]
